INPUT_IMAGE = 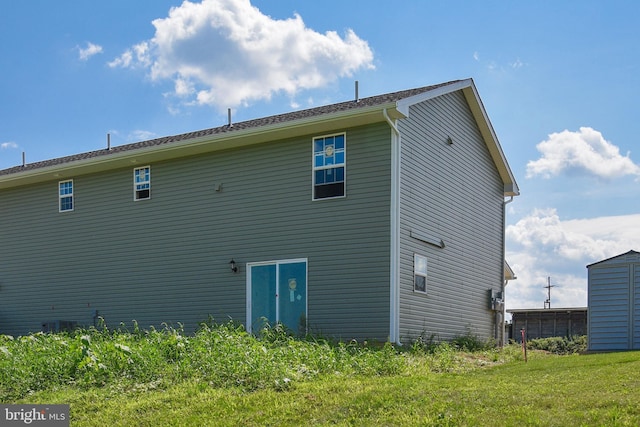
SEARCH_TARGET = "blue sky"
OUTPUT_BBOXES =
[2,1,639,311]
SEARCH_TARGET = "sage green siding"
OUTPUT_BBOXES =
[0,123,391,339]
[397,91,505,342]
[1,84,514,343]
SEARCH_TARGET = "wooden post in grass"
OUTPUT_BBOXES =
[521,328,528,362]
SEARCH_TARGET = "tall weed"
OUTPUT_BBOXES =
[0,321,521,401]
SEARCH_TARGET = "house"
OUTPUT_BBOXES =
[0,78,519,344]
[587,250,640,351]
[507,308,588,343]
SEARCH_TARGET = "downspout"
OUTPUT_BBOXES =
[384,108,401,344]
[498,196,514,346]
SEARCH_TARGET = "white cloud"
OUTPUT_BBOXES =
[474,52,525,72]
[128,130,157,141]
[108,42,150,69]
[109,0,374,110]
[1,142,18,150]
[77,42,103,61]
[526,127,640,179]
[505,209,640,310]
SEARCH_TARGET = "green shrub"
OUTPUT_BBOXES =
[411,328,492,354]
[527,335,587,355]
[451,330,493,352]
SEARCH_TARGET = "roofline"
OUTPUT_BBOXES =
[0,79,519,197]
[0,101,400,189]
[504,260,516,282]
[462,81,520,197]
[397,78,519,197]
[507,307,588,313]
[586,249,640,268]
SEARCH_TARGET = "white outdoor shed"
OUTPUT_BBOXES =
[587,250,640,351]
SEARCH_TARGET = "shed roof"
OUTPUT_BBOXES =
[0,78,519,195]
[586,250,640,268]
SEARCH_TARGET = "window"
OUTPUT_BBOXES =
[313,133,345,199]
[134,166,150,200]
[59,180,74,212]
[414,254,427,293]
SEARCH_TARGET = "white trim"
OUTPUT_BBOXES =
[396,79,472,116]
[413,253,428,294]
[246,258,308,334]
[384,109,401,344]
[0,105,391,191]
[396,78,519,197]
[311,132,346,201]
[58,179,74,212]
[133,165,151,201]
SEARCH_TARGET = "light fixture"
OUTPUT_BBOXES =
[229,259,238,273]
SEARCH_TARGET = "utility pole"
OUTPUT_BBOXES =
[544,276,556,309]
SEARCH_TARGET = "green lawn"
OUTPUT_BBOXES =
[27,351,638,426]
[2,324,639,426]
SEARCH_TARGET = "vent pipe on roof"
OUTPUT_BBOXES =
[355,80,359,102]
[228,108,233,127]
[22,152,26,167]
[107,133,111,150]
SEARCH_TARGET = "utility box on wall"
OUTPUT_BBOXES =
[489,289,504,311]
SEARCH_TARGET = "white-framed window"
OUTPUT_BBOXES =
[414,254,427,293]
[134,166,151,200]
[313,133,345,200]
[59,179,74,212]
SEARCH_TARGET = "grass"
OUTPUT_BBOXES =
[1,322,639,426]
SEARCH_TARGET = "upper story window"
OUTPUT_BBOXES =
[134,166,151,200]
[313,133,345,200]
[414,254,428,293]
[59,179,74,212]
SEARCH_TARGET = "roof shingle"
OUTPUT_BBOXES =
[0,81,460,176]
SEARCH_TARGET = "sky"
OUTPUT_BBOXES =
[1,1,639,313]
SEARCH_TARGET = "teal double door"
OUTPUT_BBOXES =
[247,259,307,334]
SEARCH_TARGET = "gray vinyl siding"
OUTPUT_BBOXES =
[397,91,505,342]
[587,252,640,351]
[0,123,391,339]
[634,264,640,349]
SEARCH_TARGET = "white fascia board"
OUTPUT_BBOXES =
[396,79,473,116]
[461,83,520,197]
[396,78,520,197]
[0,103,397,190]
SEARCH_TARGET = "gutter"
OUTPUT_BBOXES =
[0,103,399,190]
[383,108,401,345]
[498,195,515,346]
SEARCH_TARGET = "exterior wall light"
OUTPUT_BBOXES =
[229,259,238,273]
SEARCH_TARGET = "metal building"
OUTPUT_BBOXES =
[507,308,587,343]
[587,250,640,351]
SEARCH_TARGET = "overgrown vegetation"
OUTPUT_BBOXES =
[2,324,639,425]
[526,335,587,354]
[0,321,501,402]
